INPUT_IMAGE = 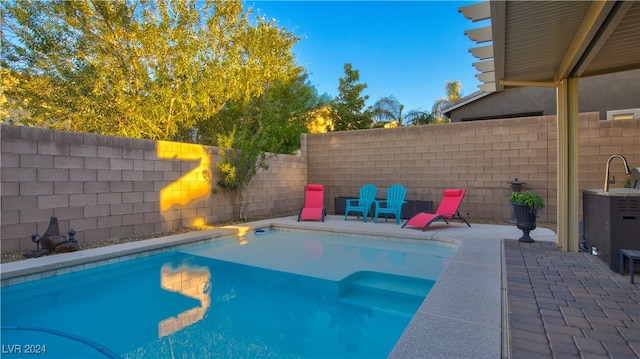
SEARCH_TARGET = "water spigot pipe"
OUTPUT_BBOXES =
[603,154,632,192]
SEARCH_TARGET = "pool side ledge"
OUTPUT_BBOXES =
[0,228,237,287]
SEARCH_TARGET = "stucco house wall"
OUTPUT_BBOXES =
[446,69,640,122]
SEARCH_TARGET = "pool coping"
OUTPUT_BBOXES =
[0,228,238,286]
[0,215,558,358]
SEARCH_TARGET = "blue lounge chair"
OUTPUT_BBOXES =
[344,184,378,222]
[373,184,407,224]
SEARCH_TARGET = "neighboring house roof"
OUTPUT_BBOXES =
[442,69,640,122]
[441,90,490,114]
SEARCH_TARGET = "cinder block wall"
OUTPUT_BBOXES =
[579,114,640,189]
[2,114,638,253]
[307,113,640,224]
[0,125,307,252]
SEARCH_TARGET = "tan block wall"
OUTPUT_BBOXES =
[307,113,640,225]
[2,114,638,253]
[578,114,640,189]
[0,125,307,252]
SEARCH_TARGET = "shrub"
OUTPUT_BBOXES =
[509,191,546,209]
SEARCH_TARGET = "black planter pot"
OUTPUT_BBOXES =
[512,203,538,243]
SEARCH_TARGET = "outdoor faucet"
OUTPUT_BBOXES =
[603,154,632,192]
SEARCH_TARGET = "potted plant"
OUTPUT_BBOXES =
[509,191,545,243]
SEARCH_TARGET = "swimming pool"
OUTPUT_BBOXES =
[1,228,455,358]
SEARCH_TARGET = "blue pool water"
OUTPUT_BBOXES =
[1,229,455,358]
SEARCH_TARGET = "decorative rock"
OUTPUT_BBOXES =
[24,249,51,258]
[54,241,79,253]
[42,235,68,251]
[51,235,68,248]
[39,217,63,251]
[26,217,76,256]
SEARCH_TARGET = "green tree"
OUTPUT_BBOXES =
[431,80,462,121]
[208,73,329,220]
[408,111,439,125]
[214,126,271,221]
[372,95,404,127]
[1,0,300,140]
[330,63,371,131]
[200,73,329,154]
[372,95,436,127]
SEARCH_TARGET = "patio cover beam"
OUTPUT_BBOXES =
[554,1,616,82]
[552,2,634,252]
[489,0,505,93]
[500,80,558,88]
[572,1,637,77]
[556,79,580,252]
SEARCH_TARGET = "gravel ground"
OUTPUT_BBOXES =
[0,216,556,264]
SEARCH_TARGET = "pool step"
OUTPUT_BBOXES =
[339,272,435,315]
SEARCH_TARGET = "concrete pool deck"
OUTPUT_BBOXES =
[2,215,637,358]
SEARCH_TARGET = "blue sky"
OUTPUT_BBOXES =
[248,1,483,113]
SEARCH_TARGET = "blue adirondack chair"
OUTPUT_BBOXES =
[374,184,407,224]
[344,184,378,222]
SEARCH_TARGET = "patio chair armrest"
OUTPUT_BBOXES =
[375,200,407,209]
[374,199,387,209]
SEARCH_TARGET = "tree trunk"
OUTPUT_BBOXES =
[237,190,249,222]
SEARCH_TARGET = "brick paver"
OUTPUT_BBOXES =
[505,240,640,358]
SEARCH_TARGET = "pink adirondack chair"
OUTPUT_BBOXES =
[298,184,326,222]
[402,189,471,231]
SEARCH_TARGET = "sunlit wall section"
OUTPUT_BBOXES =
[0,125,308,250]
[158,141,211,226]
[158,263,212,338]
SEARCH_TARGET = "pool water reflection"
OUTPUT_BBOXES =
[1,229,455,358]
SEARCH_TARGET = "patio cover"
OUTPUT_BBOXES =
[460,1,640,251]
